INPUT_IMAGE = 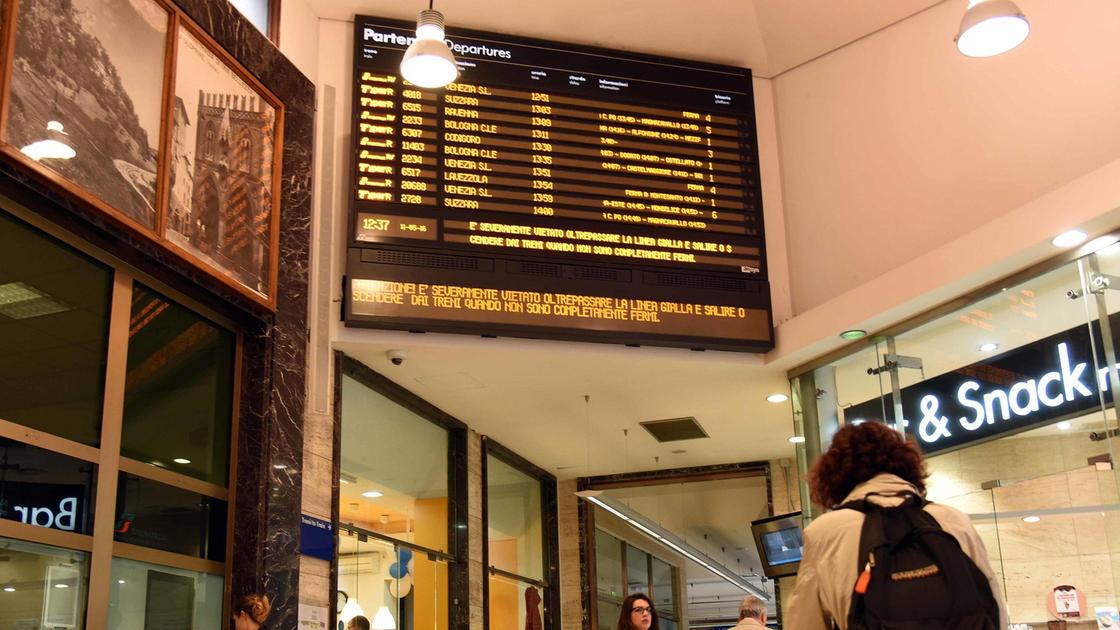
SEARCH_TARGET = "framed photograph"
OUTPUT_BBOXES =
[3,0,170,230]
[165,21,282,303]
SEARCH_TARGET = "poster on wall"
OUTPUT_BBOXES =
[4,0,169,229]
[166,24,279,299]
[1049,585,1085,619]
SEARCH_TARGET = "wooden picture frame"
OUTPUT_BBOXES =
[0,0,284,310]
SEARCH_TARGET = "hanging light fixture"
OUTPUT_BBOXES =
[400,2,458,88]
[372,605,397,630]
[955,0,1030,58]
[20,120,76,161]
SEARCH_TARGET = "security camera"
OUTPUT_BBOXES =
[387,349,407,366]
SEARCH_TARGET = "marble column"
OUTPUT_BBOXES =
[166,1,315,628]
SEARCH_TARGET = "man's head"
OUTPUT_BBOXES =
[739,596,767,623]
[347,615,371,630]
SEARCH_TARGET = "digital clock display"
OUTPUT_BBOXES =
[345,16,772,351]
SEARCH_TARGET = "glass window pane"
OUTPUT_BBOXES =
[228,0,270,36]
[488,575,543,630]
[114,473,227,561]
[341,374,449,552]
[107,557,223,628]
[650,556,674,615]
[486,454,543,580]
[121,284,235,486]
[6,0,169,229]
[625,545,649,595]
[595,529,623,599]
[0,437,97,534]
[0,537,90,629]
[336,532,447,630]
[0,210,112,446]
[597,598,621,630]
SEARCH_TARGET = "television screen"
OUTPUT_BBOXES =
[760,526,803,566]
[751,512,803,578]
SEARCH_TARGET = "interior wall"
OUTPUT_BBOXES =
[773,0,1120,316]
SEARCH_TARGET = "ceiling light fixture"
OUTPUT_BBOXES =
[20,119,77,161]
[172,458,191,465]
[1057,421,1072,431]
[361,491,384,499]
[840,329,867,341]
[400,2,458,89]
[2,586,14,593]
[372,606,397,630]
[1051,230,1088,248]
[582,494,769,600]
[1022,515,1040,523]
[955,0,1029,58]
[766,393,789,404]
[978,342,999,353]
[788,436,806,444]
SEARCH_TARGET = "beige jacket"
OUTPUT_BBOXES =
[731,617,767,630]
[784,474,1007,630]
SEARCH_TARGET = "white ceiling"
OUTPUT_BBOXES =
[302,0,948,78]
[336,330,797,478]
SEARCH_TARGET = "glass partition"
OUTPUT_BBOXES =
[793,249,1120,625]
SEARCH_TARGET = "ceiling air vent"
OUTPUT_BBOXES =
[639,417,708,443]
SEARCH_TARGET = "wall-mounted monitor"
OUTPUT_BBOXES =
[750,511,803,579]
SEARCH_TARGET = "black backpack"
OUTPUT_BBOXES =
[839,493,1000,630]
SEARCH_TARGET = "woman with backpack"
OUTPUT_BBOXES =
[785,422,1007,630]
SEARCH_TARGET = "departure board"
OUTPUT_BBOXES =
[344,16,773,352]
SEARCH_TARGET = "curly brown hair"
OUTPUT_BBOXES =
[808,421,928,508]
[233,593,271,625]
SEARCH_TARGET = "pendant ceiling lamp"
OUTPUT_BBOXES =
[955,0,1030,58]
[400,1,458,88]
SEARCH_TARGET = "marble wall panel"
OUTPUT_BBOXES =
[162,2,315,628]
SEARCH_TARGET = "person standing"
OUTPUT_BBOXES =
[785,422,1007,630]
[616,592,659,630]
[731,596,768,629]
[231,594,271,630]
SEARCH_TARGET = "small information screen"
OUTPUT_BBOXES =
[345,16,772,351]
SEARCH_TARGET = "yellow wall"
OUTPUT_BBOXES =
[414,497,450,630]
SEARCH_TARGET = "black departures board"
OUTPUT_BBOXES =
[344,15,773,352]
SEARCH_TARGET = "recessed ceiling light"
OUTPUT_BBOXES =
[54,583,69,589]
[788,436,806,444]
[0,281,73,319]
[1051,230,1088,248]
[1057,421,1072,431]
[840,329,867,340]
[2,586,14,592]
[1022,515,1041,523]
[118,580,126,584]
[766,393,789,404]
[362,491,384,499]
[172,458,191,465]
[978,342,999,353]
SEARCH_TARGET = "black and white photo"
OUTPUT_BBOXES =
[6,0,169,229]
[167,25,278,298]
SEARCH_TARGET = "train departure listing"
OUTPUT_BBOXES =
[347,15,772,351]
